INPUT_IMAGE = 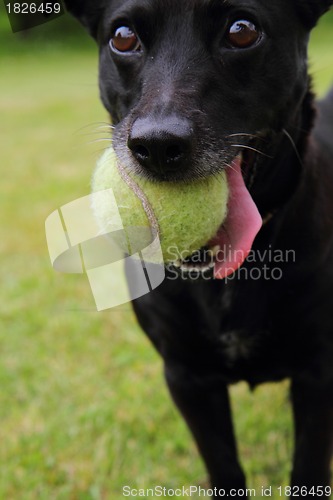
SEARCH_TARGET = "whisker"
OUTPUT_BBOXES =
[230,144,273,158]
[78,129,112,136]
[86,138,113,145]
[225,161,238,174]
[74,122,114,134]
[282,128,304,168]
[227,133,261,139]
[78,129,113,137]
[94,124,115,130]
[92,146,113,156]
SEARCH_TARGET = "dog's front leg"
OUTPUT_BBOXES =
[164,362,246,498]
[290,378,333,498]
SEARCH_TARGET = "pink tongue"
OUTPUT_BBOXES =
[212,156,262,279]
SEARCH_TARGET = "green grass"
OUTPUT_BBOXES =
[0,9,332,500]
[309,11,333,94]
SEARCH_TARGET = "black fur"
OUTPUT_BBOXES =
[65,1,333,497]
[295,0,333,28]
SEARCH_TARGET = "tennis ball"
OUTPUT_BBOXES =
[91,147,229,263]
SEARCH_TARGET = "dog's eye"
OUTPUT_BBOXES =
[110,26,141,53]
[227,20,260,48]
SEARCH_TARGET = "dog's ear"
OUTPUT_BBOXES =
[295,0,333,29]
[63,0,107,38]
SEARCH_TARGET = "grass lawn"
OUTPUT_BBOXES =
[1,9,333,500]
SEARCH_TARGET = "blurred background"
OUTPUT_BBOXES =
[1,5,333,499]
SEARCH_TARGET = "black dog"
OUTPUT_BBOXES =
[64,1,333,497]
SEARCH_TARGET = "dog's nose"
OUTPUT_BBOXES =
[127,116,193,176]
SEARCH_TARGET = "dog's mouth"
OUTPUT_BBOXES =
[169,154,262,279]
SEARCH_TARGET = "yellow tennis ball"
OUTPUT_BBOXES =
[91,147,229,263]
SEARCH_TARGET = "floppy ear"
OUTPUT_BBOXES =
[63,0,107,38]
[295,0,333,29]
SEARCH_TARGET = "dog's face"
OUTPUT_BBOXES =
[100,0,310,184]
[65,0,332,276]
[66,0,331,183]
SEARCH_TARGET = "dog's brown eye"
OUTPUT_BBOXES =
[111,26,141,53]
[227,20,260,48]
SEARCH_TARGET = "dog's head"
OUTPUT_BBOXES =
[64,0,333,179]
[65,0,332,276]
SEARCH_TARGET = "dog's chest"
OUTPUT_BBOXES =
[215,329,290,385]
[219,329,259,365]
[217,287,256,362]
[201,282,292,384]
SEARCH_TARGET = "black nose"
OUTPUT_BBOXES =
[127,116,193,176]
